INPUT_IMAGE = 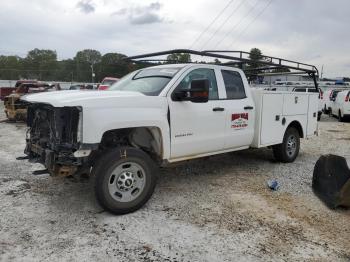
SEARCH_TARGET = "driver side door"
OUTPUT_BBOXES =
[167,67,226,160]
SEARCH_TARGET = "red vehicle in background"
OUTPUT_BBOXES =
[98,77,119,90]
[0,80,38,100]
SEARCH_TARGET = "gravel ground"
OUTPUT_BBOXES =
[0,104,349,262]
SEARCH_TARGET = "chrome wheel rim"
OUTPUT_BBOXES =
[108,162,146,203]
[286,135,297,157]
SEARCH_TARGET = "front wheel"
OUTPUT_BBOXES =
[93,147,158,214]
[272,127,300,163]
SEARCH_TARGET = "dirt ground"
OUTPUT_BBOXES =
[0,103,349,262]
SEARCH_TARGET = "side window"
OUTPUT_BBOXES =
[221,70,246,99]
[176,68,219,100]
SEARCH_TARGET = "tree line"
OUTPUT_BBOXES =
[0,49,144,83]
[0,47,274,83]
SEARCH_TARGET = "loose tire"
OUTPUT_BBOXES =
[272,127,300,163]
[93,147,158,215]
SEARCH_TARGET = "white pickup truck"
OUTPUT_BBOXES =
[22,56,319,214]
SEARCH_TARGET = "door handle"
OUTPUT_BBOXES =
[244,106,254,110]
[213,107,225,112]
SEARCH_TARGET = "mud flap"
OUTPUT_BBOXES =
[312,154,350,208]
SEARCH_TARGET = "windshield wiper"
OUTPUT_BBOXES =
[132,75,172,80]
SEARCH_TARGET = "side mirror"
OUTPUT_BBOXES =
[189,79,209,103]
[173,79,209,103]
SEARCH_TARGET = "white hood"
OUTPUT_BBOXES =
[21,90,146,107]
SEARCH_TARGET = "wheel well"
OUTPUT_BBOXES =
[287,121,304,138]
[100,127,163,161]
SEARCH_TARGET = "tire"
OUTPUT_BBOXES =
[323,105,328,114]
[93,147,158,215]
[272,127,300,163]
[329,108,333,117]
[338,110,344,122]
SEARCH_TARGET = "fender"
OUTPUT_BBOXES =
[82,106,171,159]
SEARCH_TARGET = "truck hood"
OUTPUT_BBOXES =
[21,90,150,107]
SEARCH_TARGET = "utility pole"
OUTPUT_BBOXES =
[91,64,95,83]
[320,64,324,79]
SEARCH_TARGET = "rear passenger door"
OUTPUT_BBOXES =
[217,68,255,150]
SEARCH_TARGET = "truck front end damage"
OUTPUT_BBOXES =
[25,104,89,176]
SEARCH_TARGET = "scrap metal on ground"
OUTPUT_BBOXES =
[3,81,61,121]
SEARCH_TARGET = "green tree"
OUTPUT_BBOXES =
[56,59,76,82]
[247,48,263,81]
[248,48,263,69]
[74,49,102,82]
[98,53,128,81]
[0,55,22,80]
[24,48,58,80]
[166,53,191,63]
[214,58,221,64]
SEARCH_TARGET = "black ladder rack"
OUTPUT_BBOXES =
[125,49,319,90]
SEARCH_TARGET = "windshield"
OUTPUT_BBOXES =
[108,67,182,96]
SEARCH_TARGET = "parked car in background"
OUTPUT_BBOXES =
[332,90,350,121]
[293,87,323,120]
[69,84,86,90]
[322,89,346,114]
[327,90,343,115]
[0,80,38,100]
[48,83,61,91]
[98,77,119,90]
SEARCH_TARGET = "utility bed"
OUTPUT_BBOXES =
[251,89,318,148]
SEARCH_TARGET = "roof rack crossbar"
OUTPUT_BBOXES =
[125,49,319,91]
[126,49,318,74]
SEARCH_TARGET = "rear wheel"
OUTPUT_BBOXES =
[273,127,300,163]
[323,105,328,114]
[338,110,344,122]
[93,147,158,214]
[329,108,333,117]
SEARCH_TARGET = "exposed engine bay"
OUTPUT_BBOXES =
[25,104,83,176]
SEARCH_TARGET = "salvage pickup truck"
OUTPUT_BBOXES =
[21,50,319,214]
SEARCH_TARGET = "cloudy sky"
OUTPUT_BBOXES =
[0,0,349,77]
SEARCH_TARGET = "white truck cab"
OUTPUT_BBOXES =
[21,50,319,214]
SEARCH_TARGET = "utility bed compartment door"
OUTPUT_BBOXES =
[283,94,308,115]
[307,94,318,136]
[260,93,284,145]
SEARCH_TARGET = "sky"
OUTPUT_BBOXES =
[0,0,349,77]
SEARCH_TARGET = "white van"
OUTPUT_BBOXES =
[326,89,343,115]
[333,90,350,121]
